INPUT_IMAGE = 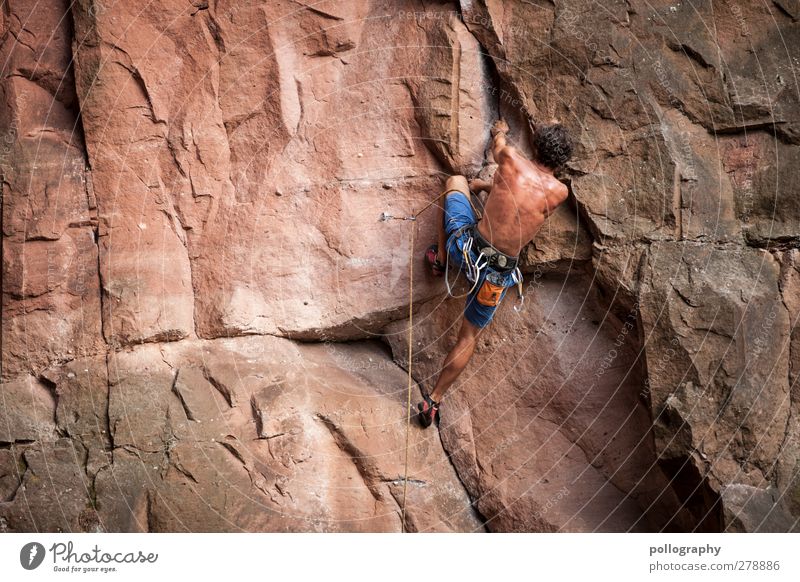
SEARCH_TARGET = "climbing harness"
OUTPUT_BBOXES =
[471,226,519,271]
[442,224,525,311]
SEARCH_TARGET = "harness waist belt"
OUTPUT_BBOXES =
[470,226,519,272]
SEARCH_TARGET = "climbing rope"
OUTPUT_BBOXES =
[393,190,522,531]
[395,191,470,531]
[400,221,414,533]
[393,192,444,533]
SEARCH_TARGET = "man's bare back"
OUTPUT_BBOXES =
[473,120,569,256]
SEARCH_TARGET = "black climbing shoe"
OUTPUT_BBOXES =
[417,394,440,428]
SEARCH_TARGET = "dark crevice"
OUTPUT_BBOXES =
[0,439,35,449]
[316,413,384,501]
[563,177,605,243]
[290,1,345,21]
[170,369,196,421]
[201,366,235,408]
[145,490,154,533]
[744,234,800,251]
[190,1,209,16]
[659,455,723,532]
[2,448,29,503]
[772,0,798,21]
[201,10,226,57]
[435,424,490,531]
[386,486,415,532]
[104,351,114,451]
[716,121,798,145]
[173,461,199,484]
[36,374,60,430]
[668,42,714,69]
[218,440,247,467]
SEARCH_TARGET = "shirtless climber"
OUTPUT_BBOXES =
[417,118,574,428]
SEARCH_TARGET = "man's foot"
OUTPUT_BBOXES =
[491,118,509,137]
[425,244,445,277]
[417,394,440,428]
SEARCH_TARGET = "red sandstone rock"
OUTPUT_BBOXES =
[387,273,691,532]
[2,0,798,533]
[1,0,102,379]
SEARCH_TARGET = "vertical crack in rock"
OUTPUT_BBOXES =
[563,177,603,243]
[85,167,108,344]
[389,347,488,529]
[386,485,414,532]
[659,455,723,532]
[201,10,226,56]
[104,350,114,451]
[433,420,489,531]
[451,24,463,162]
[36,374,61,432]
[144,490,154,533]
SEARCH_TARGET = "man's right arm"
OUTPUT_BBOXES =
[491,131,511,164]
[490,118,512,164]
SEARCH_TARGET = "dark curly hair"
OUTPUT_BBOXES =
[532,123,573,170]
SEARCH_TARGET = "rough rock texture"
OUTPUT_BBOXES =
[387,273,692,532]
[1,0,102,379]
[2,0,799,532]
[2,336,481,532]
[68,0,498,344]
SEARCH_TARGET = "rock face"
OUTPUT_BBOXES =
[2,0,798,532]
[1,0,102,379]
[1,337,481,532]
[387,274,692,532]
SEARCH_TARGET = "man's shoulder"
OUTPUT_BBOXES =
[495,144,519,165]
[498,148,534,177]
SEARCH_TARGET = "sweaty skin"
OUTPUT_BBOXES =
[476,119,569,256]
[428,119,569,405]
[435,119,568,264]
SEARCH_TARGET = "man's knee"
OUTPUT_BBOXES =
[458,318,482,344]
[445,174,469,195]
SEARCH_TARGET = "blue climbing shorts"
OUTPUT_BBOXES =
[443,191,517,328]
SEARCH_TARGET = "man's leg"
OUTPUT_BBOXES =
[429,317,482,403]
[437,174,470,264]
